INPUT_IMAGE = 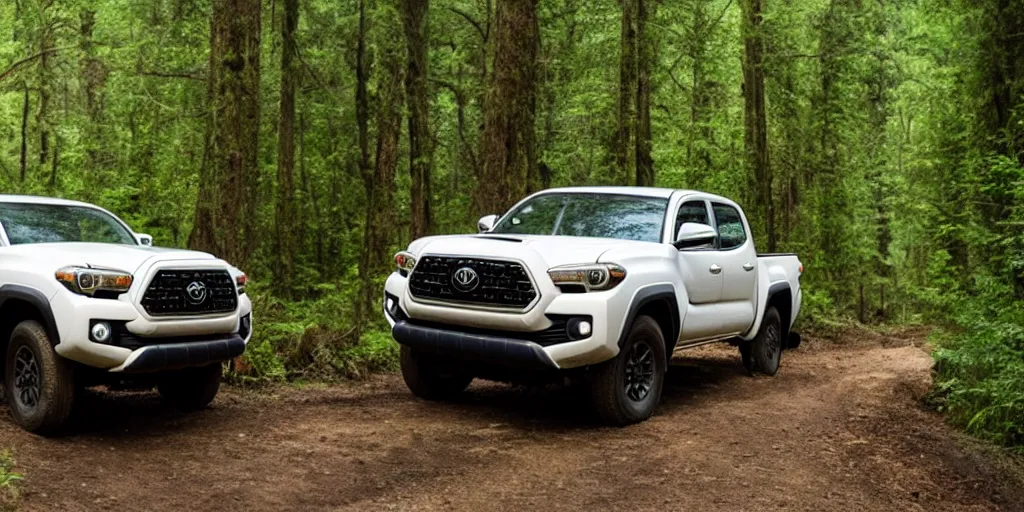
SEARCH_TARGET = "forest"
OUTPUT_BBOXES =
[0,0,1021,447]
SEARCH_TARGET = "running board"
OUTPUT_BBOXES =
[672,335,735,353]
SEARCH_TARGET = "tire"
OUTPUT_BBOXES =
[399,346,473,400]
[157,363,222,409]
[3,320,76,435]
[590,315,667,426]
[750,307,783,376]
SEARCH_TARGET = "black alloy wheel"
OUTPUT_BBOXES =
[13,346,41,410]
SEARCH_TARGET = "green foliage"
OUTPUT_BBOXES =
[930,278,1024,448]
[0,450,22,511]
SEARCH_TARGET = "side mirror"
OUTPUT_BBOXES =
[477,214,499,233]
[137,233,154,246]
[674,223,717,250]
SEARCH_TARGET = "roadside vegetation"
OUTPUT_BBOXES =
[0,450,22,511]
[0,1,1021,447]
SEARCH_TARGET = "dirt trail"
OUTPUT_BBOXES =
[1,332,1022,511]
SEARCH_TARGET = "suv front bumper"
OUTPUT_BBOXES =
[384,271,621,369]
[50,289,253,373]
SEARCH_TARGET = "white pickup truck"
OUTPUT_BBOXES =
[0,195,252,435]
[384,187,802,425]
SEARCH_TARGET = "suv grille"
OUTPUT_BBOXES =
[409,256,537,309]
[141,269,237,316]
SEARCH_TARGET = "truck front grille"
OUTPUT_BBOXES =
[408,256,537,309]
[141,269,237,316]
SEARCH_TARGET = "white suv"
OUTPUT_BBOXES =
[384,187,802,425]
[0,195,252,434]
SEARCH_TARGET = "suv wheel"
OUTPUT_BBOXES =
[400,346,473,400]
[157,363,222,409]
[750,306,783,375]
[3,320,76,435]
[590,315,666,426]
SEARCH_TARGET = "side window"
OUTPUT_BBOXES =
[712,204,747,250]
[674,201,709,237]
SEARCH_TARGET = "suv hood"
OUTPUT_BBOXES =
[410,234,654,268]
[0,242,218,273]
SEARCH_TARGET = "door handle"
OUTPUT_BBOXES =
[743,263,755,272]
[709,264,722,275]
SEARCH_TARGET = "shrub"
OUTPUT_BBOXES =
[0,450,22,511]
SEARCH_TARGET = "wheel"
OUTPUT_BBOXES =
[157,363,222,409]
[3,320,76,435]
[399,346,473,400]
[751,307,783,376]
[590,315,667,426]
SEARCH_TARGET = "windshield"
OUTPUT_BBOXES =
[491,193,668,242]
[0,202,137,245]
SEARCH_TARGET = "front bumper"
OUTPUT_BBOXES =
[111,334,246,373]
[384,271,621,369]
[50,287,253,372]
[392,321,557,370]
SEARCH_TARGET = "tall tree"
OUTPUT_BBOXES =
[741,0,774,251]
[634,0,656,186]
[617,0,637,185]
[403,0,432,240]
[189,0,262,269]
[472,0,539,216]
[357,5,406,326]
[275,0,300,297]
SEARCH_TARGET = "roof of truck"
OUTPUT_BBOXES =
[540,186,692,199]
[0,195,97,208]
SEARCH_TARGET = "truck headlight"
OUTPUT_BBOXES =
[394,251,416,277]
[55,266,133,296]
[548,263,626,291]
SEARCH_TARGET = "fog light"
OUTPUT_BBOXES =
[91,322,111,343]
[386,298,395,313]
[577,321,592,337]
[565,317,594,340]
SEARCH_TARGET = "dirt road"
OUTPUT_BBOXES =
[2,331,1022,511]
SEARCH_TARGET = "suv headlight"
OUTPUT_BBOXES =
[55,266,133,296]
[394,251,416,277]
[548,263,626,291]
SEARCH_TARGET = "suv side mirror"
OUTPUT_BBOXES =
[674,223,717,250]
[477,214,499,233]
[137,233,154,246]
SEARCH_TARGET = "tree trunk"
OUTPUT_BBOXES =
[617,0,637,186]
[403,0,433,240]
[190,0,262,270]
[38,24,53,166]
[19,84,28,181]
[274,0,300,298]
[355,0,371,194]
[358,24,406,327]
[472,0,539,216]
[634,0,656,187]
[740,0,774,252]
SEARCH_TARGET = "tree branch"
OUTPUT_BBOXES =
[448,7,487,42]
[0,46,71,82]
[137,69,206,80]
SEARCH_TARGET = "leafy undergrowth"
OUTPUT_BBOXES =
[227,281,398,385]
[928,279,1024,450]
[0,450,22,512]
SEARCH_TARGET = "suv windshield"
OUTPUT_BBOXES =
[0,202,137,245]
[491,193,668,242]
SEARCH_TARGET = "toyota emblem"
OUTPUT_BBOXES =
[451,267,479,293]
[185,281,208,304]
